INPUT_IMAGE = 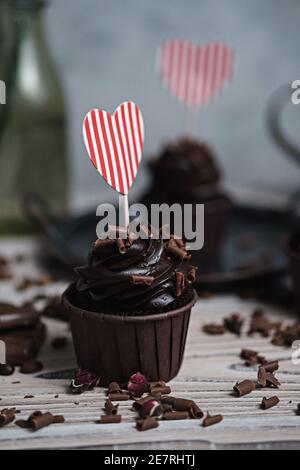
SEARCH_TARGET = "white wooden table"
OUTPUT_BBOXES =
[0,238,299,450]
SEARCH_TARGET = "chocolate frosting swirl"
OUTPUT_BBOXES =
[75,234,195,316]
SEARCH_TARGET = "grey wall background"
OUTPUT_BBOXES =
[43,0,300,212]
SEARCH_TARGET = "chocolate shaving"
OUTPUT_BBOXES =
[136,417,159,431]
[99,414,122,424]
[163,411,189,420]
[165,239,191,260]
[203,323,226,335]
[16,411,64,430]
[52,415,65,424]
[257,367,267,387]
[224,313,244,336]
[296,404,300,416]
[261,396,279,410]
[130,275,154,286]
[172,236,185,249]
[186,265,198,284]
[108,393,130,401]
[150,381,171,395]
[28,412,54,431]
[203,413,223,427]
[233,380,255,397]
[107,381,122,394]
[0,410,15,426]
[240,349,258,360]
[104,398,119,415]
[248,309,272,337]
[265,372,280,388]
[263,361,279,373]
[190,402,204,419]
[132,395,156,410]
[175,271,185,297]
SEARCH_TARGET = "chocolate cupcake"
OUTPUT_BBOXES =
[62,230,197,385]
[286,230,300,313]
[141,138,231,265]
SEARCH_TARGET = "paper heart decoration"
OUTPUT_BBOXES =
[157,40,235,109]
[83,101,144,195]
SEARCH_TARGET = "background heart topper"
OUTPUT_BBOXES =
[157,40,235,110]
[83,101,144,195]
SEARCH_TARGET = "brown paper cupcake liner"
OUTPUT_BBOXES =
[62,284,197,386]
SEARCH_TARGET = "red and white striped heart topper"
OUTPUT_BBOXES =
[83,101,144,195]
[157,40,235,110]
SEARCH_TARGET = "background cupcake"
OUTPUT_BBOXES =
[140,138,231,267]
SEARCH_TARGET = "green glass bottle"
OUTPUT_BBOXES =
[0,0,68,233]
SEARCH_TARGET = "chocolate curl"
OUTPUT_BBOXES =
[245,356,259,367]
[257,367,267,387]
[0,410,15,426]
[224,313,244,336]
[165,239,191,261]
[261,396,279,410]
[248,309,272,337]
[190,402,204,419]
[130,275,154,286]
[263,361,279,373]
[99,415,122,424]
[172,236,185,249]
[116,238,127,254]
[265,372,280,388]
[163,411,189,420]
[257,355,267,365]
[160,396,202,418]
[135,399,162,419]
[175,271,185,297]
[132,395,156,410]
[52,415,65,424]
[29,412,54,431]
[186,265,198,284]
[203,323,226,335]
[107,381,122,394]
[203,413,223,427]
[136,417,159,431]
[233,380,255,397]
[240,349,258,360]
[150,381,171,395]
[296,403,300,416]
[108,393,130,401]
[104,398,119,415]
[94,239,115,249]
